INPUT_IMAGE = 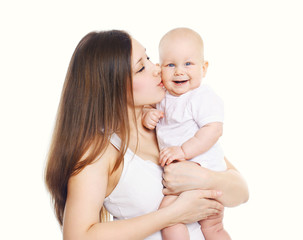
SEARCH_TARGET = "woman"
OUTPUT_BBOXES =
[45,30,248,240]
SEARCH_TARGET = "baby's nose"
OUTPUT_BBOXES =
[174,66,184,75]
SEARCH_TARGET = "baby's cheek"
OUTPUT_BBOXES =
[161,69,169,79]
[161,71,171,85]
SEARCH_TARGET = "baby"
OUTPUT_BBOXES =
[143,28,231,240]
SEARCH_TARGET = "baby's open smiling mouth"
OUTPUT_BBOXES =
[173,80,189,85]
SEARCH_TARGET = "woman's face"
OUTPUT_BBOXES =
[131,38,165,106]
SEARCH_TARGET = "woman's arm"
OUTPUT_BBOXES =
[63,147,224,240]
[162,157,249,207]
[210,158,249,207]
[86,190,223,240]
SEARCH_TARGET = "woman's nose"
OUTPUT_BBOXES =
[153,63,161,77]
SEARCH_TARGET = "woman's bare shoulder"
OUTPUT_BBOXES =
[69,143,119,184]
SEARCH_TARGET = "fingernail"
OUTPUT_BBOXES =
[217,191,222,196]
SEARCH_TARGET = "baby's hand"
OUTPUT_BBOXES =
[159,146,186,167]
[142,109,164,130]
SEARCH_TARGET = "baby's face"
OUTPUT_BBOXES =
[160,36,207,96]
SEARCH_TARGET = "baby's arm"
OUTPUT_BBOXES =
[159,122,222,166]
[182,122,223,160]
[142,105,164,130]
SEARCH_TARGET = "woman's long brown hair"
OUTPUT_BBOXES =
[45,30,133,226]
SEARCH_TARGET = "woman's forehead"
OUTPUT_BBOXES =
[132,38,145,65]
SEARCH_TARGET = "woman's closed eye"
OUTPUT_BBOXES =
[137,66,145,73]
[136,56,150,73]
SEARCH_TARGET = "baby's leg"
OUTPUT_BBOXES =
[159,195,190,240]
[199,209,231,240]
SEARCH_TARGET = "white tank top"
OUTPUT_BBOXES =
[103,133,205,240]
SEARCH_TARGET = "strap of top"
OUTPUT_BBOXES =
[110,133,121,151]
[109,133,136,163]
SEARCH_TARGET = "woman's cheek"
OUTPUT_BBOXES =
[132,79,146,94]
[132,78,150,105]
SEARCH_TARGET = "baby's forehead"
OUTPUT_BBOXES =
[160,35,203,55]
[160,29,203,50]
[162,28,202,42]
[169,29,198,38]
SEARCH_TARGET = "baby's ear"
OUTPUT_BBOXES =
[203,60,209,68]
[202,61,209,77]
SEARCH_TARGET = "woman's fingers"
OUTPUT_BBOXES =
[162,161,212,194]
[171,190,224,223]
[199,189,222,200]
[209,199,224,212]
[201,206,222,219]
[166,158,175,165]
[196,190,224,213]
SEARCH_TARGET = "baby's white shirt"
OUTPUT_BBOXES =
[156,84,226,171]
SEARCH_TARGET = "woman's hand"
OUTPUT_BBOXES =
[162,161,211,195]
[168,189,224,226]
[163,158,249,207]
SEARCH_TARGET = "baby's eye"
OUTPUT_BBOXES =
[168,63,175,67]
[147,56,150,60]
[185,62,192,66]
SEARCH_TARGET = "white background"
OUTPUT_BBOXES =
[1,0,303,239]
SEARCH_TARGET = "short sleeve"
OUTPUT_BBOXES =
[191,86,224,128]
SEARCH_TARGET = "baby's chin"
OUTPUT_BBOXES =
[164,81,192,96]
[166,88,189,97]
